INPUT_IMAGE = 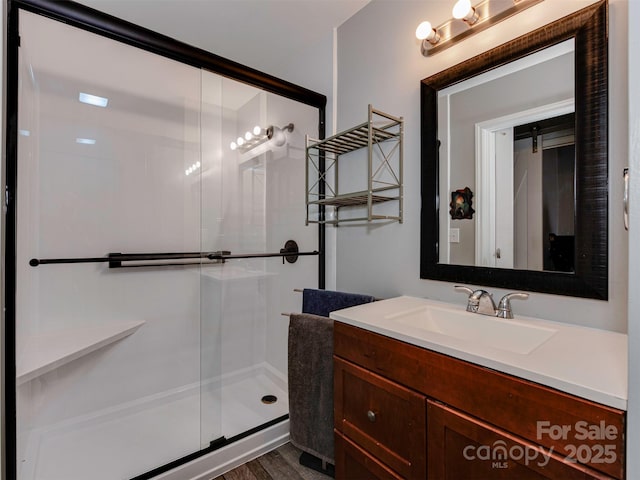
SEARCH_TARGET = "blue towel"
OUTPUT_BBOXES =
[302,288,376,317]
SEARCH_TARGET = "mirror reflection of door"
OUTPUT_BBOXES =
[543,142,576,272]
[480,112,575,272]
[513,133,543,270]
[511,114,576,272]
[494,128,515,268]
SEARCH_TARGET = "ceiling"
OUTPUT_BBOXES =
[75,0,370,77]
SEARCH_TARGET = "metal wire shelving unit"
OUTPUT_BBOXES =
[305,105,403,225]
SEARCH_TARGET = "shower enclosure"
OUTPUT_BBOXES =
[6,3,325,479]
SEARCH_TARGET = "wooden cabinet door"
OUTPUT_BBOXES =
[335,431,404,480]
[427,400,615,480]
[334,357,427,479]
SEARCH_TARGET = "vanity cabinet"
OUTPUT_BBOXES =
[334,322,625,480]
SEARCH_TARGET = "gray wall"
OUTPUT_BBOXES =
[335,0,629,333]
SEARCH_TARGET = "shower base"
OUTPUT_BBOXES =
[19,363,288,480]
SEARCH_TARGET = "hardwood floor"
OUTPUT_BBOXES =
[212,443,332,480]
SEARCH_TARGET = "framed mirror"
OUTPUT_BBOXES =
[420,1,608,299]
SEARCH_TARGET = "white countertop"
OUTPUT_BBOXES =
[330,296,628,410]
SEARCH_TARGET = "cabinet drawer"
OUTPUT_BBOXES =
[334,356,426,479]
[428,400,616,480]
[335,322,625,479]
[335,431,404,480]
[335,319,426,381]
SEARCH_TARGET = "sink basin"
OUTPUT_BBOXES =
[385,304,557,355]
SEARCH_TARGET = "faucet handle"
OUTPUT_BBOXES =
[497,292,529,319]
[454,285,474,295]
[455,285,482,312]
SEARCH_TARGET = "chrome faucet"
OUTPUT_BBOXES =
[455,286,529,318]
[454,286,497,316]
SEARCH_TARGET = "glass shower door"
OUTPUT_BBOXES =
[199,73,319,445]
[15,11,213,479]
[13,6,321,479]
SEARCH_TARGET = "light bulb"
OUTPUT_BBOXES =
[253,125,262,136]
[416,20,440,45]
[416,21,433,40]
[452,0,478,24]
[245,131,253,141]
[237,137,245,146]
[185,169,190,175]
[230,141,237,150]
[196,161,201,168]
[452,0,472,19]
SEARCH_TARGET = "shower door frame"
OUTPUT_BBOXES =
[2,1,327,479]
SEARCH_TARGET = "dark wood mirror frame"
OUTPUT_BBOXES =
[420,0,608,300]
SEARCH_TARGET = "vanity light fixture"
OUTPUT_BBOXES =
[229,123,294,153]
[185,161,201,176]
[416,0,543,56]
[230,125,264,151]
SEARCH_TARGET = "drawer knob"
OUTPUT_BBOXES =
[367,410,377,422]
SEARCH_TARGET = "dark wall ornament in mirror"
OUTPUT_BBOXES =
[420,0,608,299]
[450,187,475,220]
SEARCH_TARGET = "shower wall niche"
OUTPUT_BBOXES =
[10,7,321,480]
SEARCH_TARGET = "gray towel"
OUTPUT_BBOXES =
[288,313,334,465]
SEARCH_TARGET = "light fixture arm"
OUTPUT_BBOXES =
[267,123,294,138]
[266,123,295,147]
